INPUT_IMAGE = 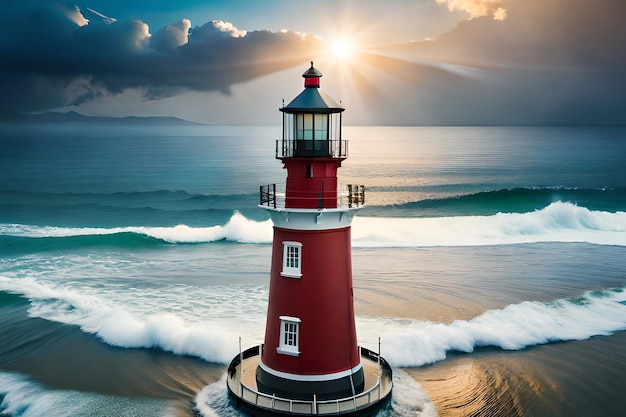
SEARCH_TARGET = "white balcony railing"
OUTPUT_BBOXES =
[259,183,365,209]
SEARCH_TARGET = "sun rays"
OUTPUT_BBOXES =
[329,37,358,60]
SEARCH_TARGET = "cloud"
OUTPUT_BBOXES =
[347,0,626,125]
[417,0,626,71]
[1,0,624,126]
[64,4,89,27]
[211,20,247,38]
[436,0,508,20]
[0,1,323,117]
[151,19,191,52]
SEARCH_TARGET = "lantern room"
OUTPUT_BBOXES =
[279,62,346,159]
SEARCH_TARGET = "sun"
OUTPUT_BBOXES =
[329,38,357,60]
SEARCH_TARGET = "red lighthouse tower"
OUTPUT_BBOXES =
[227,63,392,416]
[257,62,362,400]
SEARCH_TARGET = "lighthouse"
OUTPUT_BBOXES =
[227,63,392,416]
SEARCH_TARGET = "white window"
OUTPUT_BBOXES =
[277,316,300,356]
[281,241,302,278]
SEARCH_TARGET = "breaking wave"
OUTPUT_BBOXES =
[365,186,626,217]
[2,202,625,251]
[1,276,626,370]
[0,371,178,417]
[352,201,626,247]
[359,287,626,368]
[0,276,267,365]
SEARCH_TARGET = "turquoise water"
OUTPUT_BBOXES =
[1,124,626,416]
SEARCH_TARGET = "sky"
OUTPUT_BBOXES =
[2,0,625,125]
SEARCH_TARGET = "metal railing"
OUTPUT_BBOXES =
[340,184,365,208]
[259,183,278,208]
[227,345,392,416]
[236,376,385,415]
[276,140,348,159]
[259,183,365,209]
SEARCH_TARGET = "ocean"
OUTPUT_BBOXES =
[1,123,626,417]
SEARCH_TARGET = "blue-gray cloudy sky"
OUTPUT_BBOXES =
[2,0,625,125]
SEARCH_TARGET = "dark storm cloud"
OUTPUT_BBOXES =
[2,0,625,125]
[411,0,626,70]
[0,1,322,117]
[374,0,626,125]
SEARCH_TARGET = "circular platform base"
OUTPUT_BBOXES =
[226,346,392,416]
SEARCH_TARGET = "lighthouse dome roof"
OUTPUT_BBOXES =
[281,88,344,114]
[280,62,344,114]
[302,63,323,78]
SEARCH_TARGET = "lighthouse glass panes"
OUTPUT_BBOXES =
[295,114,328,140]
[281,241,302,278]
[282,112,341,157]
[278,316,300,356]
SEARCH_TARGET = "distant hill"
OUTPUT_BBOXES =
[13,111,203,125]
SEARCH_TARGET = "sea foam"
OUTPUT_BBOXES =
[1,276,626,369]
[2,202,625,247]
[0,211,272,244]
[0,276,265,365]
[0,371,177,417]
[352,202,626,247]
[358,287,626,367]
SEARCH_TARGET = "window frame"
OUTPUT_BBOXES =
[281,241,302,278]
[277,315,301,356]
